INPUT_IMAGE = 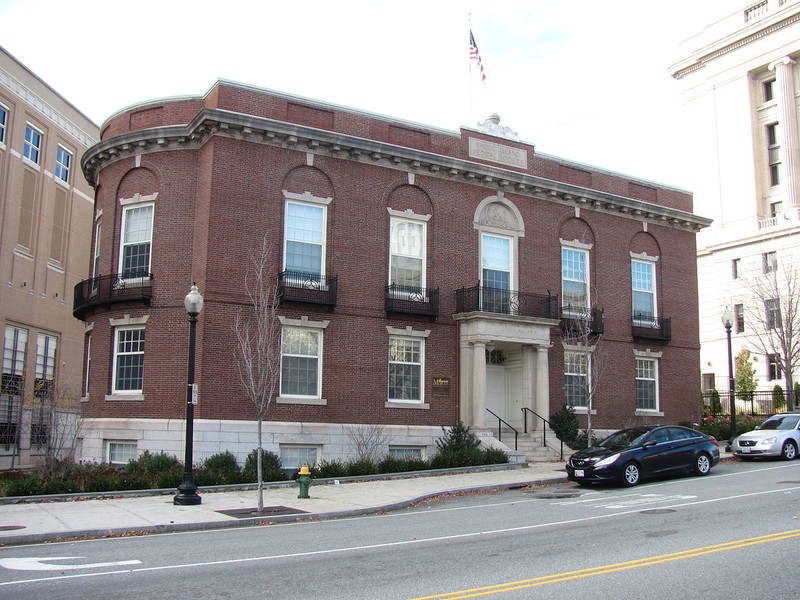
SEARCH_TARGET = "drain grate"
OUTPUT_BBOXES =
[216,506,309,519]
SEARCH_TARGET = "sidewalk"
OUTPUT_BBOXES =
[0,462,568,547]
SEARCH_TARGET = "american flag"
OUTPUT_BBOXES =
[469,29,486,82]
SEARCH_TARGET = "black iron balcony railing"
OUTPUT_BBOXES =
[455,285,559,319]
[385,284,439,318]
[631,313,672,342]
[73,272,153,321]
[560,306,604,336]
[278,270,338,307]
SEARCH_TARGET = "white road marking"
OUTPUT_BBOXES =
[0,557,141,571]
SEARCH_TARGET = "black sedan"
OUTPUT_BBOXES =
[566,425,720,486]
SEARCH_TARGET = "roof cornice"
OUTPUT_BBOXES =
[82,108,711,232]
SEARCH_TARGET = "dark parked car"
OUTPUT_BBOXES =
[566,425,720,487]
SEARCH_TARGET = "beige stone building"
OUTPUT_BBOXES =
[0,46,98,469]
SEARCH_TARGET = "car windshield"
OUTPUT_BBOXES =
[598,428,652,450]
[758,415,800,431]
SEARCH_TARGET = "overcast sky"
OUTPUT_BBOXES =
[1,0,738,189]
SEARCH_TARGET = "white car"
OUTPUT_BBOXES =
[732,413,800,460]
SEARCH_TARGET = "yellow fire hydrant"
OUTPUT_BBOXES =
[297,464,313,499]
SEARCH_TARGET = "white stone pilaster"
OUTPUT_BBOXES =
[472,341,487,428]
[770,57,800,207]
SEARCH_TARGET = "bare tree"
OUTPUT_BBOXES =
[560,306,606,445]
[233,236,282,512]
[345,424,394,462]
[741,258,800,411]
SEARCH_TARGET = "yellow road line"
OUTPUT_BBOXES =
[412,529,800,599]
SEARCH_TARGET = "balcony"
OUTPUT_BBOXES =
[631,313,672,343]
[73,273,153,321]
[385,284,439,318]
[454,285,559,319]
[278,270,337,308]
[560,306,604,336]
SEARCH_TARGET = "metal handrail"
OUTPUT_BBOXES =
[486,408,518,451]
[521,407,563,460]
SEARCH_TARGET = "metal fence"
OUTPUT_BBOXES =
[701,389,796,418]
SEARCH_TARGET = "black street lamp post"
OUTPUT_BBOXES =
[721,306,737,442]
[174,283,204,506]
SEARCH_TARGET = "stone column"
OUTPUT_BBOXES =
[472,341,487,429]
[535,346,550,422]
[770,57,800,208]
[521,345,535,430]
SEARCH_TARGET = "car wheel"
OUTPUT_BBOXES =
[622,462,641,486]
[781,440,798,461]
[694,453,712,476]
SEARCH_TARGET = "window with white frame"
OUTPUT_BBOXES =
[107,441,137,465]
[635,358,659,411]
[389,446,425,460]
[765,298,781,330]
[481,233,512,313]
[564,350,589,408]
[389,216,426,290]
[119,203,153,279]
[280,327,322,398]
[113,327,145,393]
[2,325,27,398]
[734,303,745,334]
[91,219,101,292]
[34,334,57,401]
[284,200,325,280]
[763,78,775,102]
[762,251,777,274]
[280,445,319,469]
[767,123,781,186]
[0,103,7,145]
[732,258,741,280]
[388,336,423,402]
[55,145,71,183]
[23,124,42,164]
[562,246,589,312]
[83,333,91,399]
[631,259,656,321]
[768,354,782,380]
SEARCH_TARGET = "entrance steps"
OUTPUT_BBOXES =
[480,429,567,463]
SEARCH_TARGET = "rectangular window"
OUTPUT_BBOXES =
[564,351,589,407]
[389,217,425,289]
[284,201,325,277]
[280,328,321,397]
[388,446,424,460]
[120,204,153,278]
[767,123,780,186]
[768,354,782,380]
[34,334,57,400]
[481,233,512,313]
[765,298,781,330]
[55,145,71,183]
[2,325,28,397]
[562,248,589,312]
[636,358,658,411]
[280,445,319,469]
[764,79,775,102]
[107,441,137,465]
[732,258,741,280]
[23,124,42,164]
[770,201,783,219]
[702,373,715,393]
[631,260,656,320]
[388,336,423,402]
[0,103,7,145]
[91,220,102,292]
[763,251,777,274]
[83,334,91,398]
[113,327,145,393]
[734,303,745,334]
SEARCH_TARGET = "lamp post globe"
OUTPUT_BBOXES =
[174,283,203,506]
[721,306,737,443]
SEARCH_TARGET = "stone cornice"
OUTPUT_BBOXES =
[671,11,800,80]
[82,108,711,232]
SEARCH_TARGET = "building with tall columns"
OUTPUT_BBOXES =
[0,46,99,469]
[671,0,800,408]
[73,81,708,466]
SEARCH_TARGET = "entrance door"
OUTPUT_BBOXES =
[486,365,524,432]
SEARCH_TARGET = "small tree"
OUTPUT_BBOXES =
[233,236,282,512]
[345,424,394,462]
[773,384,786,412]
[550,404,579,444]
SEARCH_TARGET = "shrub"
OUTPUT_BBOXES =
[195,451,243,485]
[550,405,579,443]
[242,449,287,483]
[127,451,182,476]
[480,447,509,465]
[347,458,379,477]
[430,447,484,469]
[377,455,432,474]
[571,430,600,450]
[697,415,761,442]
[773,385,786,411]
[317,458,349,479]
[436,421,481,453]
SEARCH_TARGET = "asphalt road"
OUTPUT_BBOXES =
[1,459,799,599]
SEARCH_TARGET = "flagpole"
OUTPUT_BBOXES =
[468,13,473,126]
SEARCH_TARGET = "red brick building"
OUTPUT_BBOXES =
[74,80,710,466]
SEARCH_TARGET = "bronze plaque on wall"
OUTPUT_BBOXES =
[432,377,450,398]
